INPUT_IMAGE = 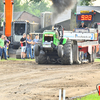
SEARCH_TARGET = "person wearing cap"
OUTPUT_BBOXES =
[32,35,39,59]
[79,21,87,28]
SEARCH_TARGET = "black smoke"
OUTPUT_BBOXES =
[51,0,76,13]
[50,0,77,23]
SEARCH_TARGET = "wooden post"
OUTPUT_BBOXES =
[61,88,63,100]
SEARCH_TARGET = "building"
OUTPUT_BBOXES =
[0,11,40,36]
[0,11,40,24]
[37,9,74,33]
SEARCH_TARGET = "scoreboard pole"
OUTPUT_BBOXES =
[3,0,14,37]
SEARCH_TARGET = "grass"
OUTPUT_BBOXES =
[0,58,34,61]
[0,58,100,62]
[77,93,100,100]
[95,59,100,62]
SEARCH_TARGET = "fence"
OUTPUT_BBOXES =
[59,88,97,100]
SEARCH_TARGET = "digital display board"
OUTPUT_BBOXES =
[77,14,93,21]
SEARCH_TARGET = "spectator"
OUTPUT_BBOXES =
[20,33,26,59]
[4,36,10,59]
[26,35,32,59]
[32,35,39,59]
[0,35,5,60]
[79,21,87,28]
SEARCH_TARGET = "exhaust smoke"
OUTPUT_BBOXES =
[50,0,77,23]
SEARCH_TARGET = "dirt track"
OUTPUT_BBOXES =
[0,61,100,100]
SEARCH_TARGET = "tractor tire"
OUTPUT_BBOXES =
[79,51,82,64]
[16,48,21,59]
[35,45,40,56]
[16,55,21,59]
[92,53,95,62]
[61,40,73,65]
[88,54,93,63]
[88,49,95,63]
[58,45,64,57]
[35,50,47,64]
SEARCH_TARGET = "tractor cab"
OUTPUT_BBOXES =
[42,25,66,49]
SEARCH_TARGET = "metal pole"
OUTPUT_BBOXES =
[3,2,5,35]
[12,3,14,21]
[4,3,5,22]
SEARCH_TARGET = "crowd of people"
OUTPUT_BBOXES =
[0,35,10,60]
[0,33,39,60]
[20,33,39,59]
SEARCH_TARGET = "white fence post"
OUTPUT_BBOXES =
[59,89,61,100]
[63,90,66,100]
[59,89,66,100]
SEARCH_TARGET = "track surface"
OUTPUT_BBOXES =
[0,61,100,100]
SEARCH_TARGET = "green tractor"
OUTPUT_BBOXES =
[35,25,76,65]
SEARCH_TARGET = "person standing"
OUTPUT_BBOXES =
[0,35,5,60]
[20,33,26,59]
[32,35,39,59]
[26,35,32,59]
[4,36,10,59]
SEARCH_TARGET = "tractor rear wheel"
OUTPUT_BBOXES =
[61,40,73,65]
[16,48,21,59]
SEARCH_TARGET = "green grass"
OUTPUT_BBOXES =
[95,59,100,62]
[0,58,100,62]
[77,93,100,100]
[0,58,34,61]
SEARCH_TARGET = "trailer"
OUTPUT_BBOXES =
[34,10,99,64]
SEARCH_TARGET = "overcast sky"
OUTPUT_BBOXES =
[93,0,100,6]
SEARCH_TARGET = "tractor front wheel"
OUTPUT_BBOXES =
[35,45,40,56]
[58,45,64,58]
[35,50,47,64]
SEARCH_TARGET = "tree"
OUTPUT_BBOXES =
[0,0,4,12]
[27,0,51,17]
[19,0,51,17]
[80,0,96,6]
[14,0,23,12]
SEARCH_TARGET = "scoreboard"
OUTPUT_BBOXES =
[76,14,93,22]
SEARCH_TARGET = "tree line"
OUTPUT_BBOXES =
[0,0,51,17]
[0,0,97,17]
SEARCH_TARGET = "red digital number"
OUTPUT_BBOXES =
[81,15,84,20]
[81,15,92,21]
[85,15,88,20]
[88,15,92,20]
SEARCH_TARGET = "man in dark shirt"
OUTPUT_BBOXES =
[79,21,87,28]
[20,33,26,59]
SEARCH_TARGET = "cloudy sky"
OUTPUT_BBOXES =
[93,0,100,6]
